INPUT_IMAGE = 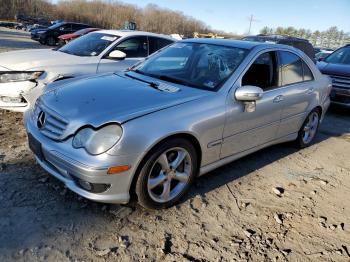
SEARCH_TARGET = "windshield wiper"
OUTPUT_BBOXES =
[124,72,160,89]
[155,75,197,88]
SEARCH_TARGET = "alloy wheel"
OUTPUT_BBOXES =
[147,147,192,203]
[302,112,319,144]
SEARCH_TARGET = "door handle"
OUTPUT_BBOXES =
[273,95,284,103]
[306,87,315,94]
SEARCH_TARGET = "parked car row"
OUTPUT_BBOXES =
[1,29,337,209]
[31,22,91,46]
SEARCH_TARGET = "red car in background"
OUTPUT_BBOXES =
[58,27,100,45]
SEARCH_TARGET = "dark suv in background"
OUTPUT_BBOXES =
[317,44,350,109]
[242,34,316,62]
[31,22,90,46]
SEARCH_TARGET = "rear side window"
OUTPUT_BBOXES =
[148,37,174,55]
[278,51,303,85]
[303,62,314,81]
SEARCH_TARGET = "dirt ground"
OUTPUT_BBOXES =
[0,27,350,262]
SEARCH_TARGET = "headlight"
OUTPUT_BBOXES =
[0,71,43,83]
[72,124,122,155]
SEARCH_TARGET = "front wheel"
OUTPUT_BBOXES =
[295,109,320,148]
[135,138,198,209]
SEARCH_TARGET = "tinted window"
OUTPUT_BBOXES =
[279,51,303,86]
[242,52,278,90]
[148,37,173,55]
[72,24,86,31]
[303,62,314,81]
[114,36,148,58]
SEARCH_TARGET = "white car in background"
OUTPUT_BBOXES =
[0,30,175,112]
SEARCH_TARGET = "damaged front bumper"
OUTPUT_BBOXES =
[0,80,42,112]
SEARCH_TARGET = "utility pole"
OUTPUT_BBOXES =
[247,14,259,35]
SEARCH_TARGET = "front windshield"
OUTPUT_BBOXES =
[324,46,350,65]
[133,42,249,91]
[58,33,119,57]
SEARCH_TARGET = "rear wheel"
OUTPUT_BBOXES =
[295,109,320,148]
[135,138,198,209]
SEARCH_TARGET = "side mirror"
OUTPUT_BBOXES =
[108,50,126,60]
[317,57,324,62]
[235,85,263,101]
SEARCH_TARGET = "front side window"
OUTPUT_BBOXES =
[324,46,350,65]
[242,51,278,91]
[279,51,303,86]
[133,42,249,91]
[113,36,148,58]
[58,33,119,56]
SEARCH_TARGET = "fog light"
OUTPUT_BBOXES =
[75,178,111,193]
[78,179,92,191]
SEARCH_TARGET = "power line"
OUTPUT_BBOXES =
[247,14,260,35]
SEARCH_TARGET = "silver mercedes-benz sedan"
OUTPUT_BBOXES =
[25,39,331,209]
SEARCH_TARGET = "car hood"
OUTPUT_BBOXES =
[38,73,209,139]
[0,49,83,71]
[317,61,350,77]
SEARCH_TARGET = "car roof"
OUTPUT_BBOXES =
[181,38,279,50]
[245,34,310,42]
[95,30,175,40]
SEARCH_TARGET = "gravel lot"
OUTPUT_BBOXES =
[0,27,350,262]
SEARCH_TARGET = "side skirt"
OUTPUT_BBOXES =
[199,132,297,176]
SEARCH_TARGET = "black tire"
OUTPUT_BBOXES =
[295,109,320,148]
[39,38,46,45]
[135,138,198,209]
[47,37,56,46]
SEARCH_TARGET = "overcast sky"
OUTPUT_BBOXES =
[118,0,350,34]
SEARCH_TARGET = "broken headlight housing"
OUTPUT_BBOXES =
[0,71,43,83]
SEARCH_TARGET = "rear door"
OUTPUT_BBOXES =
[97,36,148,73]
[275,50,316,138]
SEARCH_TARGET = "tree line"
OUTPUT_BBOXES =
[0,0,214,37]
[260,26,350,49]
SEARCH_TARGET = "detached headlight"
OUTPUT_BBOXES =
[72,124,122,155]
[0,71,43,83]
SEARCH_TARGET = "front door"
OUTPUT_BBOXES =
[221,51,285,158]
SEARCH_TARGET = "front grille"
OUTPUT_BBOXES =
[33,101,69,140]
[328,75,350,89]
